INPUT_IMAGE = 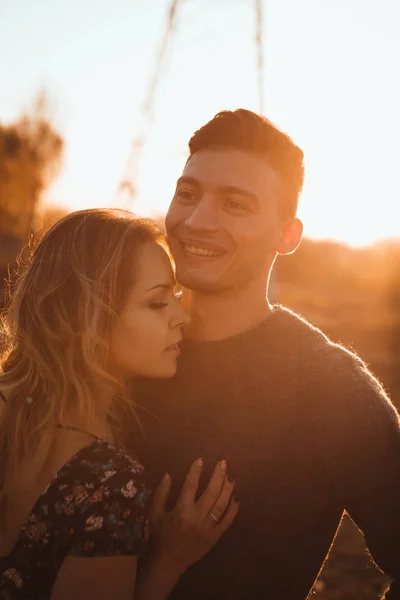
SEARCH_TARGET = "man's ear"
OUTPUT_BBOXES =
[275,218,303,256]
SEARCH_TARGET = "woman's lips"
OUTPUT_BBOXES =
[165,342,181,356]
[165,340,181,356]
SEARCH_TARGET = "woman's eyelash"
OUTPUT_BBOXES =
[150,302,168,310]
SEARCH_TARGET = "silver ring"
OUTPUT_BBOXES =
[209,511,219,523]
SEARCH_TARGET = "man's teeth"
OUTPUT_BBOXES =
[185,244,221,257]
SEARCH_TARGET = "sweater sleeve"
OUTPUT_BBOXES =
[305,346,400,599]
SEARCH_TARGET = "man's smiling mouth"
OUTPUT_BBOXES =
[183,244,223,257]
[177,238,227,258]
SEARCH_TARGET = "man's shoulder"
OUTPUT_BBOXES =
[274,308,398,431]
[271,305,379,380]
[271,304,330,343]
[270,305,350,357]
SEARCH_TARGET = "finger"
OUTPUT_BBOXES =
[207,477,235,523]
[150,472,171,526]
[196,460,227,514]
[216,498,239,535]
[176,458,203,508]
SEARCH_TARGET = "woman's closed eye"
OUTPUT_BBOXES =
[149,301,169,310]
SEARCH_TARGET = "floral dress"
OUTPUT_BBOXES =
[0,439,152,599]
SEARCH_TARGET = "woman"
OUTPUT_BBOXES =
[0,209,238,599]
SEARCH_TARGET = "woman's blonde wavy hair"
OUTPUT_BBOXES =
[0,208,164,509]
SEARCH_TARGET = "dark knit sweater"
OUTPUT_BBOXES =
[133,306,400,599]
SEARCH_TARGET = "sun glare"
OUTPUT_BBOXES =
[29,0,399,250]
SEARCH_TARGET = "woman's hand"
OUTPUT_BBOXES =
[148,458,239,572]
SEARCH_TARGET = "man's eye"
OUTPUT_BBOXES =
[224,199,246,211]
[175,190,197,203]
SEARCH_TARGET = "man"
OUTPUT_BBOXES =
[134,109,400,598]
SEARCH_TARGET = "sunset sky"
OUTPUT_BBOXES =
[1,0,399,247]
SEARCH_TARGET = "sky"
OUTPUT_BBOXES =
[0,0,399,247]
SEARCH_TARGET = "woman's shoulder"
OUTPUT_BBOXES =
[51,438,151,508]
[43,439,152,557]
[61,438,147,482]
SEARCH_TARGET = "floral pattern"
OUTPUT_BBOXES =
[0,440,151,599]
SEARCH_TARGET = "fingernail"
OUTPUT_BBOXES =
[162,472,170,483]
[196,457,203,467]
[219,460,227,471]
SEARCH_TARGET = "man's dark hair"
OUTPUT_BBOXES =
[188,109,304,220]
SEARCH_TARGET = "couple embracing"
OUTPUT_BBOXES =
[1,109,400,599]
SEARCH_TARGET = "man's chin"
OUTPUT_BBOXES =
[176,273,225,295]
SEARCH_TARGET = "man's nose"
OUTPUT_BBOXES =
[185,196,219,232]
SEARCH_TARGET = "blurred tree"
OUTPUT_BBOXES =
[0,93,64,307]
[32,203,69,232]
[0,93,64,260]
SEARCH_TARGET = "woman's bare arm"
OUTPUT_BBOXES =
[51,555,138,600]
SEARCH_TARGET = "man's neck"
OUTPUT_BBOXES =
[181,282,272,342]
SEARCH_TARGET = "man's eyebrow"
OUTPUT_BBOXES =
[218,185,258,202]
[176,176,201,187]
[176,178,257,201]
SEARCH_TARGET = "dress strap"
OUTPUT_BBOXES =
[56,423,101,441]
[0,398,103,442]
